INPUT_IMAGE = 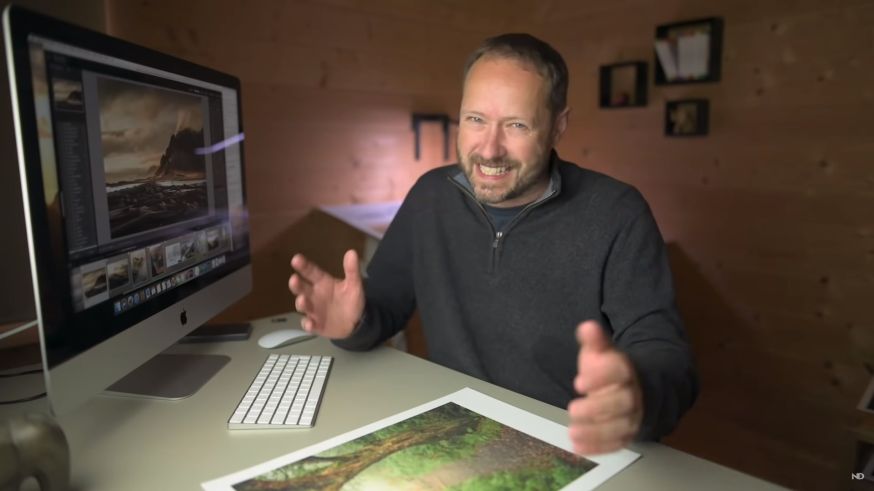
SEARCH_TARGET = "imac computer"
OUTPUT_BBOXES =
[2,5,252,414]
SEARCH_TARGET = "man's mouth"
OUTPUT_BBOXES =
[478,164,510,176]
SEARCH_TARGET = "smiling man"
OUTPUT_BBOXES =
[289,34,698,454]
[458,53,561,208]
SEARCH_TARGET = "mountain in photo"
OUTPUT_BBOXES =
[154,128,206,181]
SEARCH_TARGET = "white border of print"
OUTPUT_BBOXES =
[201,387,639,491]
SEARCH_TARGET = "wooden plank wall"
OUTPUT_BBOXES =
[523,1,873,490]
[97,0,874,489]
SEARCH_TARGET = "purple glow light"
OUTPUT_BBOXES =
[195,132,245,155]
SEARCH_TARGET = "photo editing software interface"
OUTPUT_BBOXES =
[27,34,247,317]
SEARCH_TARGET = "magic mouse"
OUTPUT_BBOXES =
[257,329,315,349]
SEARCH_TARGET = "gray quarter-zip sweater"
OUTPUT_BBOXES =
[334,152,698,440]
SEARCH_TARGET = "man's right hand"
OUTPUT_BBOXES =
[288,249,365,339]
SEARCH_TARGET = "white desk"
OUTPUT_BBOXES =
[1,316,786,490]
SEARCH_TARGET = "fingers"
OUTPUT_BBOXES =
[342,249,361,283]
[289,263,319,331]
[568,384,635,424]
[574,350,634,394]
[288,272,311,296]
[577,320,610,353]
[300,315,315,332]
[567,385,641,455]
[294,290,311,315]
[568,415,637,455]
[575,320,633,394]
[569,332,644,456]
[289,251,356,336]
[292,284,320,331]
[289,253,324,332]
[290,253,327,284]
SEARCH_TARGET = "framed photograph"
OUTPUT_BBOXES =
[599,62,648,108]
[665,99,709,137]
[654,17,723,85]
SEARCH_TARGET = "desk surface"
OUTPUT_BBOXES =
[1,318,786,490]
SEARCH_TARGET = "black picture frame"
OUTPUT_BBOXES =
[654,17,723,85]
[665,99,709,137]
[599,62,648,109]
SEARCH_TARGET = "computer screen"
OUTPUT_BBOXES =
[3,5,251,414]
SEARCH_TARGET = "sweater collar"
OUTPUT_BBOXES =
[450,150,562,204]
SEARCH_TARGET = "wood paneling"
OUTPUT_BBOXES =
[531,1,872,489]
[98,1,873,490]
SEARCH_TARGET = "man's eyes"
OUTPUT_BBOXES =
[463,117,528,130]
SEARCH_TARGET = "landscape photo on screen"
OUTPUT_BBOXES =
[130,248,148,285]
[231,402,597,490]
[98,77,209,239]
[148,243,166,276]
[81,266,107,299]
[106,256,131,290]
[52,78,84,111]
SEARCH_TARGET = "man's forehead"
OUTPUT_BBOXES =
[461,56,550,115]
[466,54,545,81]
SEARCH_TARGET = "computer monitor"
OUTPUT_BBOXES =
[3,5,252,414]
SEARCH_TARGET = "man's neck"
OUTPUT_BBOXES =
[486,177,550,208]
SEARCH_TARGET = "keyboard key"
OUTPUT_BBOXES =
[227,355,332,430]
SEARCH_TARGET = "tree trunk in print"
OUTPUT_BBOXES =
[237,405,479,491]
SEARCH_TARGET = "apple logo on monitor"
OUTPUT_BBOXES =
[180,310,188,325]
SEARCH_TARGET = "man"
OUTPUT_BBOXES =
[289,33,697,455]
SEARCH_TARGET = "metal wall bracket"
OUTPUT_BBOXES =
[411,113,456,161]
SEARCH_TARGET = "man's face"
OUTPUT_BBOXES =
[457,56,566,208]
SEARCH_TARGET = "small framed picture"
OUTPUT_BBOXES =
[665,99,709,137]
[598,62,647,109]
[654,17,723,85]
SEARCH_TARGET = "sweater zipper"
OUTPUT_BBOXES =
[491,231,504,272]
[492,231,503,249]
[449,177,559,273]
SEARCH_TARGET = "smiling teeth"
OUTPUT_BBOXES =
[480,164,509,176]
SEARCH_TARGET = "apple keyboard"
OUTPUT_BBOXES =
[228,354,332,429]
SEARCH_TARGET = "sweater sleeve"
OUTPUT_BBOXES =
[600,192,699,440]
[332,188,420,352]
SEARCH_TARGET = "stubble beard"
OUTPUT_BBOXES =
[459,149,550,206]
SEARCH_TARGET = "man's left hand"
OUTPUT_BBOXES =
[568,320,643,455]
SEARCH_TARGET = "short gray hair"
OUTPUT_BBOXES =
[463,33,569,117]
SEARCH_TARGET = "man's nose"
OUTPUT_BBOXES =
[479,125,505,160]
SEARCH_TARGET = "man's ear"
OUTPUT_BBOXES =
[551,106,571,146]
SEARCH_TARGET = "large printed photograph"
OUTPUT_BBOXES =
[99,77,209,239]
[202,388,639,491]
[232,402,596,490]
